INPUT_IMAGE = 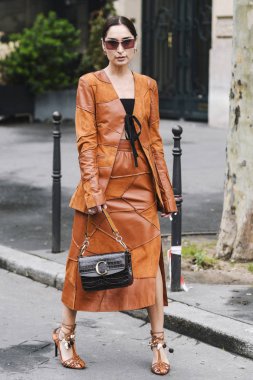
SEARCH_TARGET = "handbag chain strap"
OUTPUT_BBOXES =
[80,208,128,256]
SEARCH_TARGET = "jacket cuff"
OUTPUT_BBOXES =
[84,190,106,209]
[162,198,178,214]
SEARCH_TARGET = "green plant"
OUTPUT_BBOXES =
[78,0,117,74]
[248,263,253,273]
[182,243,199,258]
[0,11,80,93]
[194,252,217,269]
[182,242,217,269]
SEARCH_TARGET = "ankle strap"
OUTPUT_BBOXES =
[150,330,164,337]
[61,323,76,331]
[149,330,166,350]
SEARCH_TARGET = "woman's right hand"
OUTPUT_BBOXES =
[87,203,107,215]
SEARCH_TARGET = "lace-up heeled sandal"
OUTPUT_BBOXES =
[149,330,174,375]
[52,323,86,369]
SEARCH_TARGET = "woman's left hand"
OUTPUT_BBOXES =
[160,212,177,220]
[87,203,107,215]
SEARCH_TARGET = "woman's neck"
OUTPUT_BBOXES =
[104,64,132,77]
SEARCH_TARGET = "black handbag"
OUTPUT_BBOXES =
[78,208,133,291]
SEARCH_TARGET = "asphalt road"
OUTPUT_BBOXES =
[1,268,252,380]
[0,120,227,252]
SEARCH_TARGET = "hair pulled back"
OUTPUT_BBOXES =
[102,16,137,40]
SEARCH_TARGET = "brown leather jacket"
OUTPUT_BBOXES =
[69,69,177,214]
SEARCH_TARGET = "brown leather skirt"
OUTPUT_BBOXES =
[61,139,168,311]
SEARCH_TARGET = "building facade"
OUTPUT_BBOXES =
[0,0,233,127]
[209,0,233,128]
[115,0,233,127]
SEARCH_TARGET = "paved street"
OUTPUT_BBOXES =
[0,120,227,253]
[0,268,252,380]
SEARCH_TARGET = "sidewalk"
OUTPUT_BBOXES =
[1,120,253,361]
[1,244,252,360]
[0,120,227,254]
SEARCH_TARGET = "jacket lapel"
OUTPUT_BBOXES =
[94,70,145,120]
[132,72,146,123]
[93,70,146,138]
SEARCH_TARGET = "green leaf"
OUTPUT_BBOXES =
[0,10,81,93]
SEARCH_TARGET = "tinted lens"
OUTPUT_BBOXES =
[104,39,135,50]
[105,40,119,50]
[122,39,135,49]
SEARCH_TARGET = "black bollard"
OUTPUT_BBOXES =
[171,125,183,291]
[52,111,62,253]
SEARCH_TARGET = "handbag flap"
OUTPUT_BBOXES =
[78,251,129,277]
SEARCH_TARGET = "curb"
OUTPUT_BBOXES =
[124,304,253,360]
[0,245,65,290]
[0,245,252,360]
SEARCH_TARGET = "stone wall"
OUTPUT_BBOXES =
[208,0,233,128]
[114,0,142,73]
[34,89,76,122]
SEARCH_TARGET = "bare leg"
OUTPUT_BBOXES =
[58,304,77,361]
[147,267,169,365]
[62,303,77,326]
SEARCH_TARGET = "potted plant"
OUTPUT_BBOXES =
[0,11,80,121]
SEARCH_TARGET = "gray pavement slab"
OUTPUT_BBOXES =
[168,283,253,325]
[1,268,253,380]
[0,244,252,360]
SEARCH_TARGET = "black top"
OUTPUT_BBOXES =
[120,98,142,167]
[120,98,135,115]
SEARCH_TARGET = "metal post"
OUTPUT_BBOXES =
[52,111,62,253]
[171,125,183,291]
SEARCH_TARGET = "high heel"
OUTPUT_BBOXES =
[149,330,173,375]
[52,323,86,369]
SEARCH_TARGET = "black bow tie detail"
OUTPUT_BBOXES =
[124,114,142,167]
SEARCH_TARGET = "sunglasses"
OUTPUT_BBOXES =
[104,38,135,50]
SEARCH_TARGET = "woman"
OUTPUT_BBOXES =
[53,15,177,376]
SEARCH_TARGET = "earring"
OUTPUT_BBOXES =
[134,48,138,53]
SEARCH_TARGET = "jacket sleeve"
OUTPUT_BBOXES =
[75,77,106,209]
[149,79,177,213]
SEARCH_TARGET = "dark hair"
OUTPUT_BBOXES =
[102,16,137,40]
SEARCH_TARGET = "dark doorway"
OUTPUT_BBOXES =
[142,0,212,121]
